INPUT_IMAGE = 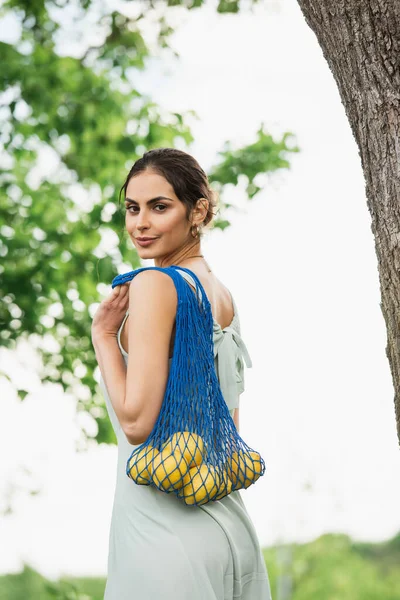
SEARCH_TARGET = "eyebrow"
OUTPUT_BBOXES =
[124,196,174,205]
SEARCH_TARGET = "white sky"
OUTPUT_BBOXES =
[1,0,400,580]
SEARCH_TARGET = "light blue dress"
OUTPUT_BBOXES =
[99,269,272,599]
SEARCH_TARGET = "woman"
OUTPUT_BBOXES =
[92,148,272,600]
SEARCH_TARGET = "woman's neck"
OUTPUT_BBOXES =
[154,244,202,268]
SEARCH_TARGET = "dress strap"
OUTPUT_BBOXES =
[117,310,129,356]
[174,268,204,302]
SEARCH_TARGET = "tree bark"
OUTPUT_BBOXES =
[296,0,400,445]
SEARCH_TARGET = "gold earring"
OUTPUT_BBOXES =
[191,224,199,238]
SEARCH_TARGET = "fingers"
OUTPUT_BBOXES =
[111,283,129,305]
[113,283,128,294]
[119,283,129,297]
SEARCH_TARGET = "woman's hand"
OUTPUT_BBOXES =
[91,283,130,342]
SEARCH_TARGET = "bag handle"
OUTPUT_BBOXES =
[112,265,213,342]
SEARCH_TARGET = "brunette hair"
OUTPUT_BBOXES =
[119,148,217,235]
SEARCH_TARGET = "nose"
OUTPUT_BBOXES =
[136,209,150,231]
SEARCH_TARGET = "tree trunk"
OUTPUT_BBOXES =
[295,0,400,446]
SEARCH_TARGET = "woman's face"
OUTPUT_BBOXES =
[124,169,193,261]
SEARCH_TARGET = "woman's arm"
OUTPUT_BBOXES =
[92,282,130,435]
[124,270,177,444]
[92,334,130,432]
[93,270,177,445]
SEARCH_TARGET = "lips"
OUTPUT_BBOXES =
[135,237,159,247]
[136,237,158,241]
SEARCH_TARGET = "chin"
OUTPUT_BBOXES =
[136,249,155,259]
[135,247,161,260]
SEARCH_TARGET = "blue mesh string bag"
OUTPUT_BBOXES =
[111,264,266,506]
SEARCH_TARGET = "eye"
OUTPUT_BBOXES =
[125,204,167,213]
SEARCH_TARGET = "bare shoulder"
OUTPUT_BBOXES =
[181,266,235,328]
[182,266,231,300]
[129,268,176,292]
[128,269,178,312]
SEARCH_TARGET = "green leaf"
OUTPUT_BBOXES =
[1,0,298,448]
[17,389,29,401]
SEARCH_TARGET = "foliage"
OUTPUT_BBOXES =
[0,0,298,445]
[266,531,400,600]
[0,564,96,600]
[284,532,400,599]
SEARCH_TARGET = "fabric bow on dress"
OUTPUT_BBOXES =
[212,322,253,413]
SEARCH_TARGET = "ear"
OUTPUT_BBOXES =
[191,197,209,226]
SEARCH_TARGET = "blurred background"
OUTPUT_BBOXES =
[1,0,400,598]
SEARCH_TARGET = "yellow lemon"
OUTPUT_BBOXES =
[176,469,192,492]
[243,451,263,488]
[249,451,263,474]
[215,476,233,501]
[162,431,204,468]
[143,446,159,477]
[228,450,263,489]
[227,451,244,487]
[151,448,189,492]
[179,464,220,506]
[128,446,155,484]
